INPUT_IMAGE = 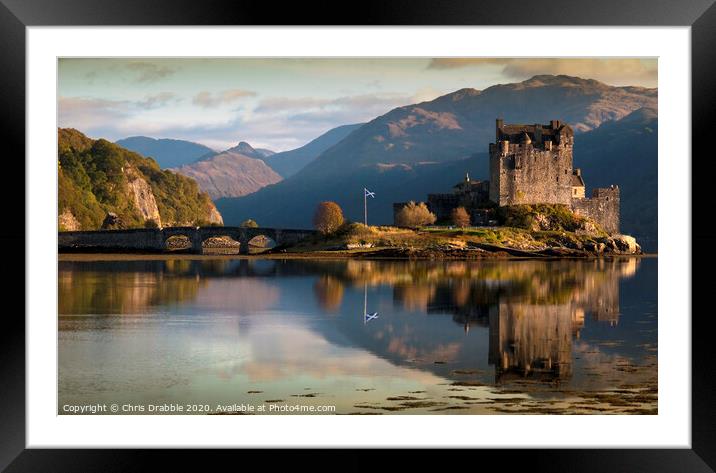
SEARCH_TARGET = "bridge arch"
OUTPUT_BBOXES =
[201,234,242,254]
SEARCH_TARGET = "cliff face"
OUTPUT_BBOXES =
[124,166,162,227]
[58,128,223,230]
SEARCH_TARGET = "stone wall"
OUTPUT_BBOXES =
[571,186,620,234]
[489,141,574,207]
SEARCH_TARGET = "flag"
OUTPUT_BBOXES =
[364,188,375,198]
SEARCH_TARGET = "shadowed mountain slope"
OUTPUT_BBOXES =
[115,136,216,169]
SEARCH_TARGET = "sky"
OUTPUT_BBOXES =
[58,58,657,152]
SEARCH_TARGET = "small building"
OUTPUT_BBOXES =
[571,168,585,199]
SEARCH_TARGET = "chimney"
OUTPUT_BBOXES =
[496,118,504,141]
[574,168,581,176]
[550,119,560,129]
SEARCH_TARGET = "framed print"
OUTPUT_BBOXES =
[3,0,715,469]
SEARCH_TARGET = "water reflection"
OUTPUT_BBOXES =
[59,256,657,413]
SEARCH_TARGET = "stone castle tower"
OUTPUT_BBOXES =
[489,119,620,234]
[489,119,576,206]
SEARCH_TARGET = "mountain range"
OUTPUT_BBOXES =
[212,75,657,248]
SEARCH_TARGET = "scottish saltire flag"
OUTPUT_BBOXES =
[364,188,375,198]
[365,311,379,323]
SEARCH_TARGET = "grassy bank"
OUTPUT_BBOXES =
[277,223,641,258]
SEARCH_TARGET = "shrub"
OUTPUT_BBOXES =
[144,218,160,229]
[497,204,597,232]
[313,201,345,235]
[240,219,259,228]
[451,206,471,228]
[395,201,436,228]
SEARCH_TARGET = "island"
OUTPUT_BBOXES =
[59,119,643,259]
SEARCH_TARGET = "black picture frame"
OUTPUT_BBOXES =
[2,0,714,470]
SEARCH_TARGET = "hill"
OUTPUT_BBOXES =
[216,75,657,244]
[59,128,222,231]
[574,106,658,250]
[171,142,282,199]
[115,136,216,168]
[261,123,363,177]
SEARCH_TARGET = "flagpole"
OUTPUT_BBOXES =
[364,188,367,225]
[364,282,367,325]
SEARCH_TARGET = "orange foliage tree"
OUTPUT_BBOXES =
[313,201,345,234]
[451,207,471,228]
[395,201,437,228]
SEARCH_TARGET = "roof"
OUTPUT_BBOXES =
[571,173,585,187]
[497,121,574,146]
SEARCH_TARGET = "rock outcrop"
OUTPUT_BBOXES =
[101,212,125,230]
[125,166,162,227]
[58,209,80,231]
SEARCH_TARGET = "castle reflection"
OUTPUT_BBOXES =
[59,256,647,387]
[416,259,637,383]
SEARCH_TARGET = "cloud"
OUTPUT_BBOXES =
[255,92,417,116]
[58,96,132,132]
[137,92,179,109]
[192,89,256,108]
[125,61,177,83]
[58,87,445,152]
[427,58,657,87]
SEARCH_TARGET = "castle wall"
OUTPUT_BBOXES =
[571,186,620,234]
[426,194,459,222]
[489,142,573,206]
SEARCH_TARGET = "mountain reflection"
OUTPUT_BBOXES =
[59,256,650,389]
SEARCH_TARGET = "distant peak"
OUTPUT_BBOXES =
[233,141,255,151]
[521,74,607,88]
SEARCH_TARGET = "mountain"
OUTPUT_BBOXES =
[59,128,222,231]
[574,106,658,250]
[216,75,657,244]
[171,142,282,199]
[115,136,216,168]
[225,141,275,160]
[261,124,363,178]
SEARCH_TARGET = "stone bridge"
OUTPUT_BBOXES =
[58,226,318,254]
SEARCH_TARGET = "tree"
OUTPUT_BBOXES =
[240,219,259,228]
[313,201,344,235]
[451,207,471,228]
[395,201,437,228]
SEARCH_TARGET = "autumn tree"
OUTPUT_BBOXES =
[451,207,471,228]
[313,201,345,235]
[240,219,259,228]
[395,201,437,228]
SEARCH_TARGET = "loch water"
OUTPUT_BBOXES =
[58,256,657,414]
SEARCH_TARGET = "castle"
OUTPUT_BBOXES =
[394,119,620,234]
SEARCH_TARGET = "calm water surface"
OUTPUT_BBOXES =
[58,256,657,414]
